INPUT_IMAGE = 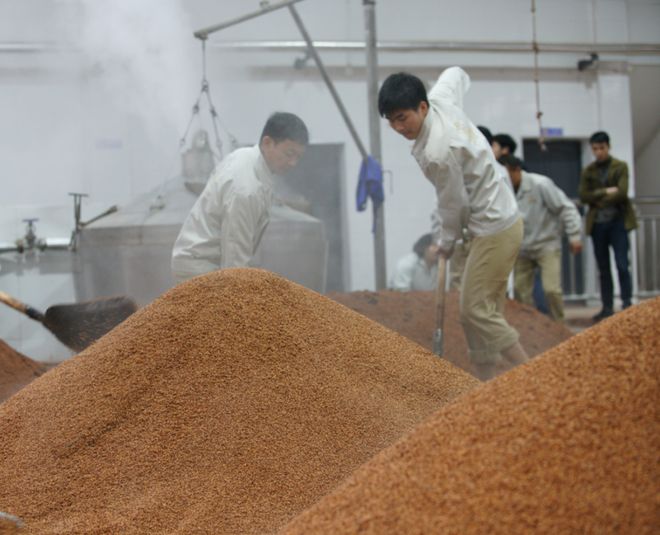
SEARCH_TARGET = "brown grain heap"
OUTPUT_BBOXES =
[329,290,573,376]
[279,298,660,535]
[0,340,47,404]
[0,268,477,535]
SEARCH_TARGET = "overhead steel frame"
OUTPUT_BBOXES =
[194,0,387,289]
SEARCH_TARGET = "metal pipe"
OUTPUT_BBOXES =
[638,217,647,293]
[364,0,387,289]
[633,196,660,205]
[193,0,306,40]
[287,4,368,159]
[3,40,659,56]
[80,205,119,228]
[206,39,660,55]
[652,217,658,291]
[0,42,66,53]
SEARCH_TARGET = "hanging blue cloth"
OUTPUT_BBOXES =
[356,155,384,232]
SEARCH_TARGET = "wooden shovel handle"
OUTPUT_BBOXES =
[435,256,447,328]
[0,291,44,321]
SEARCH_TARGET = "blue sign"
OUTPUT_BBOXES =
[541,127,564,138]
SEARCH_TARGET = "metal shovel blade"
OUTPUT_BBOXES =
[433,328,444,356]
[43,296,138,352]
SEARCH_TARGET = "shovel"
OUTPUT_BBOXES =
[0,291,137,352]
[432,255,447,356]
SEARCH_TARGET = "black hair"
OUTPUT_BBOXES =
[493,133,517,154]
[413,233,434,257]
[260,112,309,145]
[589,131,610,145]
[500,154,523,170]
[477,125,493,145]
[378,72,429,118]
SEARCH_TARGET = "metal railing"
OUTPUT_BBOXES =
[561,223,593,302]
[634,197,660,297]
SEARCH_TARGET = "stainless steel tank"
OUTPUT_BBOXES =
[73,176,327,306]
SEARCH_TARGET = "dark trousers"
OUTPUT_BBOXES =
[532,270,549,314]
[591,218,632,310]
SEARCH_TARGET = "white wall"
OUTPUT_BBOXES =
[1,0,659,360]
[636,128,660,197]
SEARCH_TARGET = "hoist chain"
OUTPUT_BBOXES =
[179,39,238,160]
[531,0,547,151]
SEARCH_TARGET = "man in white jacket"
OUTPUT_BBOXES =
[171,112,308,282]
[390,233,439,291]
[502,155,583,322]
[378,66,527,380]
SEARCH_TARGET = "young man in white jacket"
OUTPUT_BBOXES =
[378,66,528,380]
[502,155,583,322]
[171,112,308,282]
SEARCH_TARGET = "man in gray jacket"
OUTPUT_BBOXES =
[502,155,583,322]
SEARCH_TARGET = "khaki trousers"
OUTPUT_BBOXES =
[459,218,523,365]
[449,240,470,291]
[514,249,564,322]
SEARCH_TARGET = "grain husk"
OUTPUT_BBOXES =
[0,340,46,404]
[279,298,660,535]
[329,290,573,376]
[0,268,477,534]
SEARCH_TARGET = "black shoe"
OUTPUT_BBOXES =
[592,308,613,322]
[622,301,632,310]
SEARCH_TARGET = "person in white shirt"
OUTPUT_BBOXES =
[171,112,308,282]
[378,66,528,380]
[390,233,439,291]
[501,155,583,322]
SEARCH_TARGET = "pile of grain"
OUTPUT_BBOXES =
[279,298,660,535]
[0,340,47,404]
[329,290,573,375]
[0,268,477,534]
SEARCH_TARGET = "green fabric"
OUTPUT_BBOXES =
[579,157,638,235]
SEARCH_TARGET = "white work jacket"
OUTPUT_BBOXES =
[412,67,519,253]
[515,171,582,257]
[390,252,438,291]
[171,145,274,278]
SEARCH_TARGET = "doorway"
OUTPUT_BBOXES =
[281,143,348,292]
[522,139,585,297]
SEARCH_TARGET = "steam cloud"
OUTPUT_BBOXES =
[77,0,199,140]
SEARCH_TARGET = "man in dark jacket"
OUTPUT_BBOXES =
[579,131,637,322]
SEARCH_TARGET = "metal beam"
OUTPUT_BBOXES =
[364,0,387,290]
[3,40,660,56]
[193,0,306,40]
[206,40,660,56]
[192,2,369,158]
[192,0,384,287]
[287,4,368,159]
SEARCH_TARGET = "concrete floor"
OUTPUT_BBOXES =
[562,299,646,334]
[564,303,602,334]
